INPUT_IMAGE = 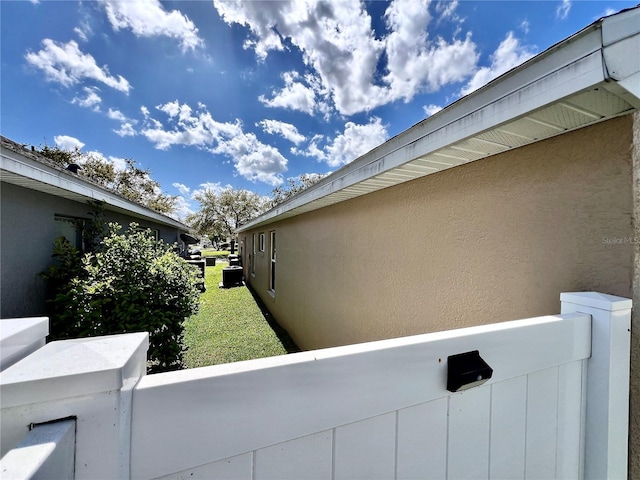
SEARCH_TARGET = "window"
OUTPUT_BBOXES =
[259,233,265,252]
[130,224,160,240]
[54,215,86,250]
[251,233,256,275]
[269,230,276,293]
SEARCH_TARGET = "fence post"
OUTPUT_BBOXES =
[0,317,49,371]
[0,332,148,479]
[560,292,632,480]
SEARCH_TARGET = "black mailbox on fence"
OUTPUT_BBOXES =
[447,350,493,392]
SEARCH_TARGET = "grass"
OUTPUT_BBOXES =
[200,249,230,258]
[182,262,299,368]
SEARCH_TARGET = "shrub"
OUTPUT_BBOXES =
[42,223,200,372]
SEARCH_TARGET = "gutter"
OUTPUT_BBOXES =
[0,138,188,231]
[600,8,640,108]
[238,6,640,233]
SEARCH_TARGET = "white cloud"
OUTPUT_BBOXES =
[74,26,88,42]
[556,0,571,20]
[295,117,388,168]
[423,104,443,117]
[460,32,536,96]
[25,39,131,93]
[100,0,203,52]
[54,135,84,150]
[259,71,317,115]
[171,195,194,221]
[172,182,191,196]
[214,0,386,115]
[114,123,137,137]
[141,101,288,186]
[383,0,478,102]
[257,119,306,145]
[434,0,459,20]
[72,86,102,110]
[107,108,126,122]
[214,0,481,116]
[106,108,138,137]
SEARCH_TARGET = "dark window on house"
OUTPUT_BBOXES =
[54,215,86,251]
[251,233,256,276]
[269,230,276,293]
[130,224,160,241]
[259,232,265,252]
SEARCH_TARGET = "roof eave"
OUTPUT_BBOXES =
[1,140,189,231]
[238,7,640,233]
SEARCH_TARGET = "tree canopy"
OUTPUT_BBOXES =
[269,173,326,207]
[187,186,268,239]
[38,145,177,215]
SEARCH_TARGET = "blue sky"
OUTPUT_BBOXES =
[1,0,635,220]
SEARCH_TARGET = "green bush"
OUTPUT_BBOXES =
[42,223,200,372]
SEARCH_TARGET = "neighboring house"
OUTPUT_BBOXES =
[0,135,190,319]
[238,6,640,469]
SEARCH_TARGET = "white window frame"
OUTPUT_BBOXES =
[269,230,276,294]
[251,233,256,276]
[259,232,265,253]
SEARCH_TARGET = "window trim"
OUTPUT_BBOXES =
[268,230,276,295]
[54,214,87,251]
[259,232,265,253]
[251,233,256,276]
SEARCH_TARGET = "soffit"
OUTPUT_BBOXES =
[237,7,640,233]
[246,85,634,227]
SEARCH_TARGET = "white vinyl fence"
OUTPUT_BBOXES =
[0,292,631,480]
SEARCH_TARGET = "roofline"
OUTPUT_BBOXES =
[1,137,189,230]
[238,6,640,233]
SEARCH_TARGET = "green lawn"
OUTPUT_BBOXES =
[200,248,230,258]
[183,263,299,368]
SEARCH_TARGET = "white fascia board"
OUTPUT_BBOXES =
[239,9,640,233]
[601,8,640,107]
[1,145,188,230]
[239,27,608,232]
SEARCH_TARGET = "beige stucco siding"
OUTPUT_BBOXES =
[247,115,633,351]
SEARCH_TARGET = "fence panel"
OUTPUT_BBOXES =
[396,398,448,479]
[131,313,591,480]
[448,386,492,479]
[489,375,527,479]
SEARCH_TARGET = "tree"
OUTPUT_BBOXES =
[269,173,326,207]
[41,222,201,373]
[187,186,268,240]
[37,145,177,215]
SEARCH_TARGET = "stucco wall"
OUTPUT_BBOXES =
[0,182,182,318]
[246,115,633,351]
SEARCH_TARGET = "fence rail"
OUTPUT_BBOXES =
[0,292,631,479]
[130,312,592,479]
